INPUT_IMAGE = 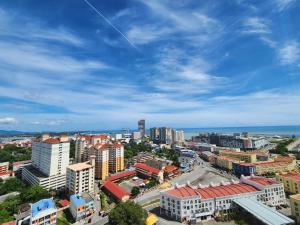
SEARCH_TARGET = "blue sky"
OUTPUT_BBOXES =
[0,0,300,131]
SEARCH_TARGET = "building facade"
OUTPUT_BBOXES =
[30,198,57,225]
[160,175,286,223]
[22,135,70,190]
[290,194,300,224]
[276,172,300,194]
[138,119,146,137]
[70,193,94,221]
[66,156,95,195]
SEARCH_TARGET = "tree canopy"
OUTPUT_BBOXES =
[0,144,31,163]
[108,201,147,225]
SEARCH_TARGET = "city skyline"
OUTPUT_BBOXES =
[0,0,300,131]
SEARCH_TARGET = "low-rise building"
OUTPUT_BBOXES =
[219,150,257,163]
[290,194,300,224]
[233,162,256,176]
[199,151,217,162]
[276,172,300,194]
[0,162,9,173]
[255,160,296,175]
[0,162,14,180]
[102,181,130,202]
[163,165,179,178]
[66,156,95,195]
[12,160,32,177]
[216,156,241,171]
[135,163,164,183]
[30,198,57,225]
[70,193,94,221]
[146,157,172,170]
[160,175,286,223]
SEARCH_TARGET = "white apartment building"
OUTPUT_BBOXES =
[23,134,70,190]
[160,175,286,223]
[66,156,95,195]
[132,131,141,141]
[175,130,185,143]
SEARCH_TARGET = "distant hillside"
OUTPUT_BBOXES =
[0,130,27,135]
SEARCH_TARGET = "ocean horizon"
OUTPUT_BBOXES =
[89,125,300,138]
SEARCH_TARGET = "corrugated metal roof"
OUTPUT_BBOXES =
[233,198,294,225]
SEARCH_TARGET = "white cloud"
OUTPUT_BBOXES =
[243,17,270,34]
[127,25,171,44]
[278,40,300,65]
[276,0,297,11]
[151,46,227,94]
[0,117,17,124]
[0,8,83,46]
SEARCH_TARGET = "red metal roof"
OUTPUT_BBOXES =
[12,160,32,166]
[135,163,160,175]
[107,170,136,182]
[248,177,278,186]
[167,183,259,199]
[102,181,130,200]
[164,165,178,173]
[58,199,69,207]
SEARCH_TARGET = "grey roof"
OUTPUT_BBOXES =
[233,198,294,225]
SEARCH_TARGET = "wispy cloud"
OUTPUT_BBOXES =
[0,9,83,46]
[278,40,300,65]
[150,46,227,95]
[0,117,17,124]
[242,17,270,34]
[276,0,297,11]
[127,25,171,45]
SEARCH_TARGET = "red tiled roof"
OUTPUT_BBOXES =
[166,183,259,199]
[58,199,69,207]
[164,165,178,173]
[12,160,32,166]
[249,177,279,186]
[43,138,60,144]
[278,172,300,181]
[135,163,160,175]
[102,181,129,200]
[93,134,109,139]
[236,162,256,166]
[108,170,136,182]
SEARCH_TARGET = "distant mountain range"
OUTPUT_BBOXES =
[0,130,29,135]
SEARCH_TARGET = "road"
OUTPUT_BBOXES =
[0,191,19,203]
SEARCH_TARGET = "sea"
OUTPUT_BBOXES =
[90,125,300,139]
[180,125,300,140]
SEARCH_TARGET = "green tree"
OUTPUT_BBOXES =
[100,192,107,210]
[20,185,51,203]
[108,201,147,225]
[69,140,75,159]
[131,187,140,197]
[0,209,15,224]
[0,178,24,195]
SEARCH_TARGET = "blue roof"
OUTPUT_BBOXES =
[31,198,55,218]
[70,194,85,207]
